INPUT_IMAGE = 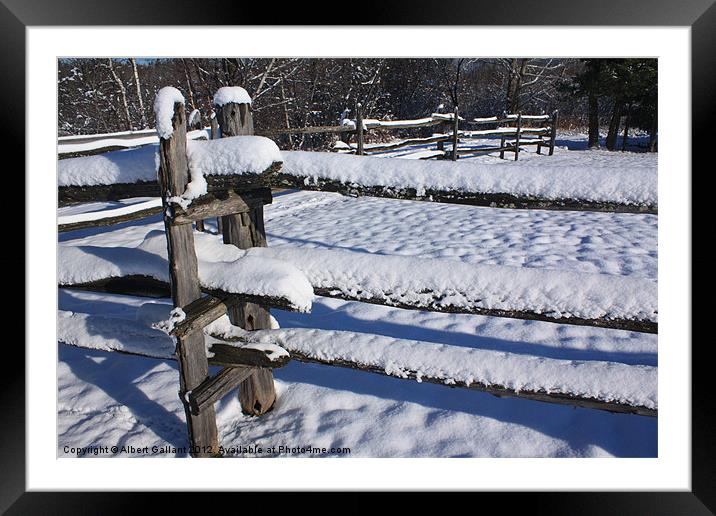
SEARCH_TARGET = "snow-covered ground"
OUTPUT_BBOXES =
[57,135,658,458]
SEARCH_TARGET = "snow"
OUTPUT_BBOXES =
[58,144,159,187]
[59,304,288,363]
[213,86,252,106]
[250,246,657,323]
[153,86,185,139]
[58,131,208,187]
[186,136,282,177]
[59,128,157,141]
[58,198,162,226]
[280,150,657,207]
[188,109,201,127]
[163,135,282,208]
[58,133,280,191]
[59,135,159,154]
[57,290,657,457]
[263,191,656,280]
[152,307,186,334]
[57,301,656,410]
[58,229,314,312]
[56,135,658,458]
[240,328,656,409]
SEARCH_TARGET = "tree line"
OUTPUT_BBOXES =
[58,58,656,151]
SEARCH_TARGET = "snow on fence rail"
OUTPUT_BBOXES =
[58,144,656,214]
[274,151,657,213]
[58,85,658,456]
[58,128,209,159]
[59,237,656,333]
[58,308,657,417]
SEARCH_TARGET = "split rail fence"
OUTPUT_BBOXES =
[261,106,558,161]
[57,87,656,457]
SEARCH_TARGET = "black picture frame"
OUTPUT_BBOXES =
[7,0,708,512]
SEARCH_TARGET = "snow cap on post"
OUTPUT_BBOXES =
[213,86,252,106]
[154,86,185,139]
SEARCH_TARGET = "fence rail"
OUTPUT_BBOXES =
[263,110,558,160]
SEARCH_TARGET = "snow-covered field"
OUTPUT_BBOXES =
[57,135,658,458]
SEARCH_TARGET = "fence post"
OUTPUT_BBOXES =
[156,95,219,457]
[214,90,277,416]
[356,103,364,156]
[451,106,459,161]
[549,109,559,156]
[195,112,205,233]
[513,113,522,161]
[499,110,507,159]
[537,113,544,155]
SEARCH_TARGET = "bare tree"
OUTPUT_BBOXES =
[106,59,132,131]
[130,58,148,128]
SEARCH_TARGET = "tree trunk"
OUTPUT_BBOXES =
[588,92,600,148]
[648,110,658,152]
[605,101,623,151]
[130,58,148,129]
[107,59,132,131]
[621,104,631,151]
[505,58,527,113]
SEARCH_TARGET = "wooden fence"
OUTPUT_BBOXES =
[263,106,558,161]
[57,88,656,456]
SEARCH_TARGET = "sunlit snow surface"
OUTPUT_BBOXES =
[57,135,657,457]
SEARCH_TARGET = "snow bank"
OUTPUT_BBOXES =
[154,86,185,139]
[58,230,314,312]
[213,86,252,106]
[249,247,657,323]
[280,151,657,206]
[239,327,658,410]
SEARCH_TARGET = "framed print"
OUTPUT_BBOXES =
[7,0,709,511]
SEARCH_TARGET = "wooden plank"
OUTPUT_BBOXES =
[216,95,277,417]
[172,187,272,225]
[514,113,522,161]
[356,104,364,156]
[287,350,656,417]
[451,106,459,161]
[156,99,219,457]
[58,164,280,207]
[206,342,292,369]
[170,294,241,339]
[187,366,255,415]
[58,205,163,233]
[59,278,655,333]
[313,287,657,334]
[263,124,354,136]
[357,134,452,154]
[549,110,559,156]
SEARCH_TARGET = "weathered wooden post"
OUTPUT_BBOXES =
[356,103,364,156]
[155,88,219,457]
[213,87,277,416]
[549,110,559,156]
[451,106,459,161]
[210,112,219,139]
[499,110,508,160]
[514,112,522,161]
